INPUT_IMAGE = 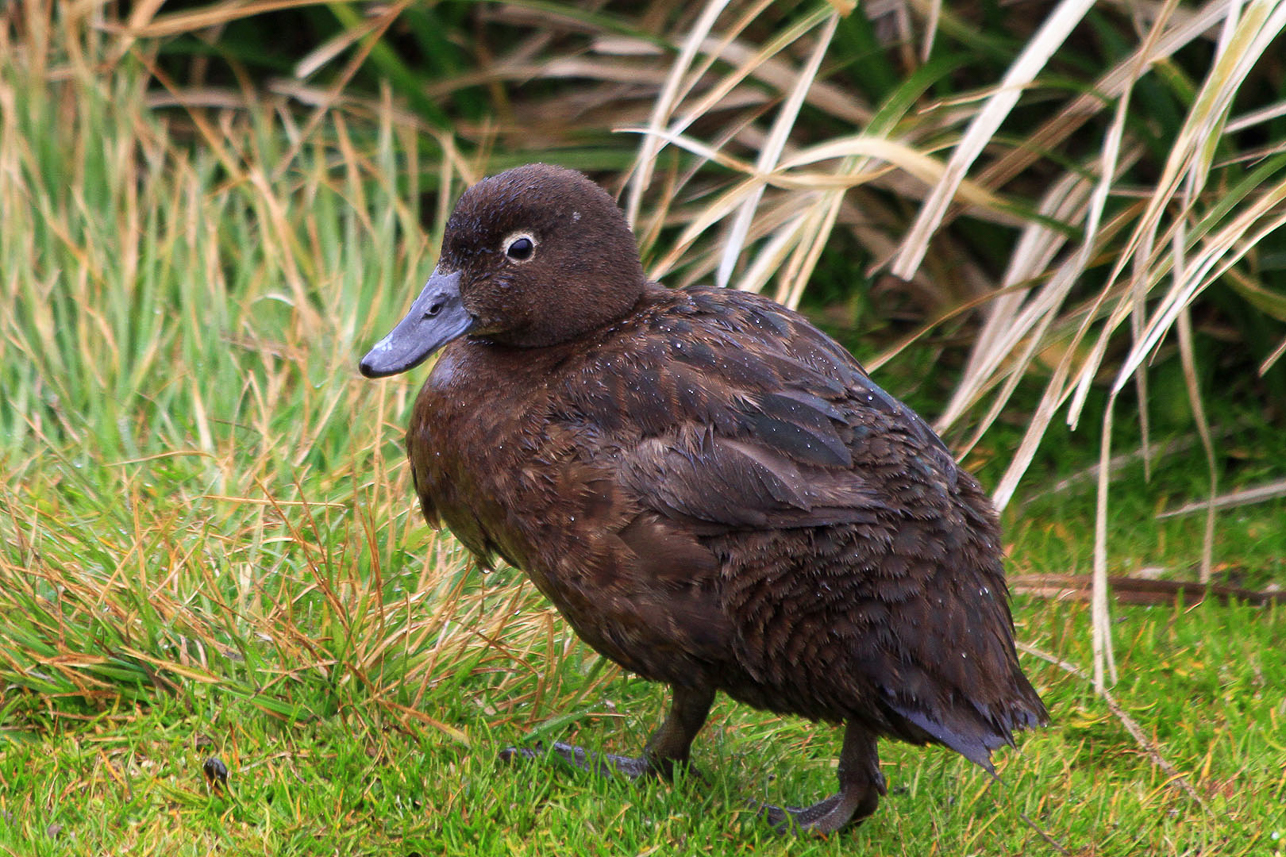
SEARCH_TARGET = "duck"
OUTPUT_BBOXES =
[360,163,1047,834]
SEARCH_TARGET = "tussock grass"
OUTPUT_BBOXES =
[0,4,585,738]
[586,0,1286,682]
[1,3,1284,854]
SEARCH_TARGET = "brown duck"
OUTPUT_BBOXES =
[360,163,1047,834]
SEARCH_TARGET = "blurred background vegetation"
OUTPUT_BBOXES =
[129,0,1286,503]
[2,0,1285,852]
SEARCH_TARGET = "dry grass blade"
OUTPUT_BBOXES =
[1067,0,1286,417]
[972,0,1222,196]
[716,12,837,289]
[891,0,1096,279]
[1104,178,1286,405]
[1157,477,1286,518]
[630,123,1010,305]
[1176,308,1217,583]
[1093,400,1120,690]
[941,169,1095,440]
[1011,574,1286,606]
[125,0,332,38]
[624,0,733,228]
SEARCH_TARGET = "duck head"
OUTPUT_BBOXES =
[360,164,647,377]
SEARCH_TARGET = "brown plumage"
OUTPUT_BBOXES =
[360,163,1047,834]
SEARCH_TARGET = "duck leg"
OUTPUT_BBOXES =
[500,683,715,780]
[758,721,885,835]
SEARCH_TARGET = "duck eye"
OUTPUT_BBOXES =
[505,235,535,261]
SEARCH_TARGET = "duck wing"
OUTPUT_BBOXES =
[600,286,961,533]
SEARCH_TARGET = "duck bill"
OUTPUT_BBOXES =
[360,269,474,378]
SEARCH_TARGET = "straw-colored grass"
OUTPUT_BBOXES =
[587,0,1286,685]
[0,2,580,737]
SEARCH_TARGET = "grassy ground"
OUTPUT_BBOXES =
[1,593,1283,855]
[2,16,1285,857]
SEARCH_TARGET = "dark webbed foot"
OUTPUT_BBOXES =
[754,786,882,835]
[756,722,886,835]
[499,684,715,782]
[498,741,665,780]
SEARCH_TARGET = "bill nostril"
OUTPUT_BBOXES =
[425,301,443,319]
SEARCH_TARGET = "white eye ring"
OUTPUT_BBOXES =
[503,232,537,262]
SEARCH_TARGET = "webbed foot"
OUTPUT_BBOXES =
[499,741,663,780]
[498,684,715,784]
[754,721,886,835]
[754,786,881,835]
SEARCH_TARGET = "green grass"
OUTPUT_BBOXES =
[1,598,1283,855]
[2,10,1285,857]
